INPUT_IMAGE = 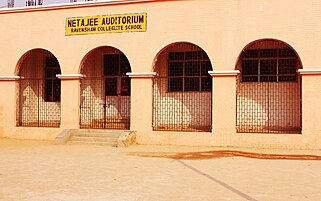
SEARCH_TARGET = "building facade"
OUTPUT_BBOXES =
[1,0,321,149]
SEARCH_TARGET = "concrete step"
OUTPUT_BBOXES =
[68,140,117,146]
[68,129,124,146]
[78,129,125,134]
[73,133,121,138]
[70,136,119,142]
[57,129,136,147]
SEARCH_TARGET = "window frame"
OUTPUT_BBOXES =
[241,48,298,82]
[167,50,212,92]
[103,54,131,96]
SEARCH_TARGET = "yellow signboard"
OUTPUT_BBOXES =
[65,13,147,36]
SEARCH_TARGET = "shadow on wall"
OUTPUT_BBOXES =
[237,82,300,132]
[80,85,130,124]
[153,81,211,130]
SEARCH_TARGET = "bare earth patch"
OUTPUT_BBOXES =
[0,139,321,201]
[130,150,321,160]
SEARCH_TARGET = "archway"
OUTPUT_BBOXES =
[152,42,213,132]
[236,39,302,133]
[16,49,61,127]
[79,46,131,129]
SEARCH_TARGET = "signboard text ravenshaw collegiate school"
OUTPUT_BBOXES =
[66,13,147,36]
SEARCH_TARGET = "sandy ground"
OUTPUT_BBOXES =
[0,139,321,201]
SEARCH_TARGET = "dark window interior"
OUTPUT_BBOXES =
[241,48,297,82]
[168,51,212,92]
[104,54,131,96]
[45,57,61,102]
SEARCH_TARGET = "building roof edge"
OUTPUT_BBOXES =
[0,0,177,15]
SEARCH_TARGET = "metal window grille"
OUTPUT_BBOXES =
[236,40,302,134]
[152,43,212,132]
[16,53,61,127]
[80,50,131,130]
[168,51,212,92]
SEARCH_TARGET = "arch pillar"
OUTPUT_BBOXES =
[56,74,83,129]
[298,69,321,146]
[209,70,239,137]
[126,72,155,134]
[0,76,20,134]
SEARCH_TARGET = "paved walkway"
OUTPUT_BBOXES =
[0,139,321,201]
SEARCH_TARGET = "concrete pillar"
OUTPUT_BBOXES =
[127,72,155,135]
[298,70,321,148]
[57,74,83,129]
[209,70,239,143]
[0,77,19,134]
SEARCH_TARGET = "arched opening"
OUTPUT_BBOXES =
[152,42,213,132]
[79,46,131,129]
[236,39,302,134]
[16,49,61,127]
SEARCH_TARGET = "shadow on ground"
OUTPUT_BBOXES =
[129,150,321,160]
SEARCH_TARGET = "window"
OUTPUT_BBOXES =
[104,54,131,96]
[44,57,61,102]
[168,51,212,92]
[241,48,297,82]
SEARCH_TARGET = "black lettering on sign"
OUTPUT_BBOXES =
[138,15,145,23]
[67,19,76,27]
[94,18,98,26]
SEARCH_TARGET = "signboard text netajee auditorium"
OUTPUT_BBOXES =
[66,13,147,36]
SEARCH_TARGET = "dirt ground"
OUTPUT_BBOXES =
[0,139,321,201]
